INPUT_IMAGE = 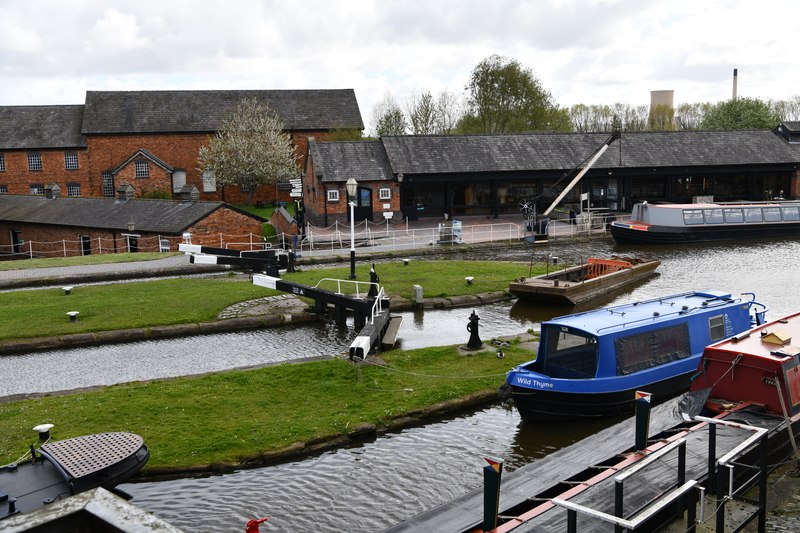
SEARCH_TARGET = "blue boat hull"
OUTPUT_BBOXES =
[505,370,695,421]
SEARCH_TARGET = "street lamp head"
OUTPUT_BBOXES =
[127,221,136,232]
[397,172,404,184]
[346,177,358,198]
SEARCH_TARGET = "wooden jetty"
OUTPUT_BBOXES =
[384,390,798,532]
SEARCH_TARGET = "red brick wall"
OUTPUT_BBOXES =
[301,145,401,227]
[0,149,88,195]
[0,131,332,204]
[0,207,264,258]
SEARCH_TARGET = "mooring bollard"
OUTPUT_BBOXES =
[465,276,474,285]
[66,311,79,322]
[402,258,410,266]
[63,286,73,295]
[466,310,482,349]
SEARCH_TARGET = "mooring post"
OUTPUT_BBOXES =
[467,310,482,349]
[707,423,717,493]
[482,457,503,532]
[715,460,726,532]
[634,391,652,451]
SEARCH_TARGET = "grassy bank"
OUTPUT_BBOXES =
[0,252,178,271]
[0,278,269,341]
[0,260,539,341]
[0,341,531,471]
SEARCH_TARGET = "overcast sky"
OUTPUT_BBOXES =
[2,0,798,133]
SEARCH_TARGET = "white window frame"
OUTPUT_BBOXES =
[134,160,150,179]
[0,154,5,172]
[0,184,7,193]
[64,151,79,170]
[327,189,340,202]
[202,170,216,192]
[27,152,42,171]
[172,169,187,193]
[102,173,115,197]
[30,183,44,195]
[66,183,81,197]
[379,188,391,200]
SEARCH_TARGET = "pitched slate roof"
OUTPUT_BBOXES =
[379,130,800,175]
[82,89,364,134]
[310,140,393,183]
[0,195,261,234]
[0,105,86,150]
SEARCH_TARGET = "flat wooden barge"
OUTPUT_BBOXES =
[508,258,660,306]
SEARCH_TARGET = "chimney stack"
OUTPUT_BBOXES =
[732,68,738,100]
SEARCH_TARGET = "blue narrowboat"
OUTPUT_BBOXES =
[503,290,767,421]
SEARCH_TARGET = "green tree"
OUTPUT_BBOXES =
[648,103,676,131]
[406,91,438,135]
[197,98,298,205]
[371,94,408,136]
[459,55,571,133]
[700,97,781,130]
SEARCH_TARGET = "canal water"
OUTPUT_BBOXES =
[5,236,800,531]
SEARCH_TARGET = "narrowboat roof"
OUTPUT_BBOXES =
[638,202,800,210]
[544,290,738,336]
[707,311,800,361]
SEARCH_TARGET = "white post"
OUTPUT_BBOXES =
[63,240,67,257]
[349,200,356,279]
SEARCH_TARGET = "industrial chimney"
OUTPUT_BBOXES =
[732,68,738,100]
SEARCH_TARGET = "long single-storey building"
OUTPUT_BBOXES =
[302,127,800,226]
[0,185,265,258]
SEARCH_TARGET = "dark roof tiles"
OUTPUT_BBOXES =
[0,105,86,150]
[312,140,393,183]
[82,89,364,134]
[378,130,800,174]
[0,195,260,234]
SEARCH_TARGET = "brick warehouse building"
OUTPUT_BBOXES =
[304,128,800,226]
[0,89,363,204]
[0,184,265,257]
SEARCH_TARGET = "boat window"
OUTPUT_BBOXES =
[537,326,598,379]
[781,206,800,221]
[703,209,724,224]
[762,207,782,222]
[723,208,744,223]
[614,323,691,375]
[709,314,726,341]
[682,210,704,225]
[743,208,763,223]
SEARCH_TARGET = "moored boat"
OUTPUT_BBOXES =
[508,257,660,305]
[690,311,800,416]
[503,290,767,421]
[609,200,800,244]
[1,430,149,520]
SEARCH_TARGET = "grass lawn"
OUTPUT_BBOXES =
[0,252,178,272]
[0,341,531,471]
[0,278,270,341]
[0,260,541,341]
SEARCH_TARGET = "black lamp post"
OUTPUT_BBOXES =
[346,177,358,280]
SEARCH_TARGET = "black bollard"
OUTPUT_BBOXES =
[367,263,379,299]
[466,310,482,349]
